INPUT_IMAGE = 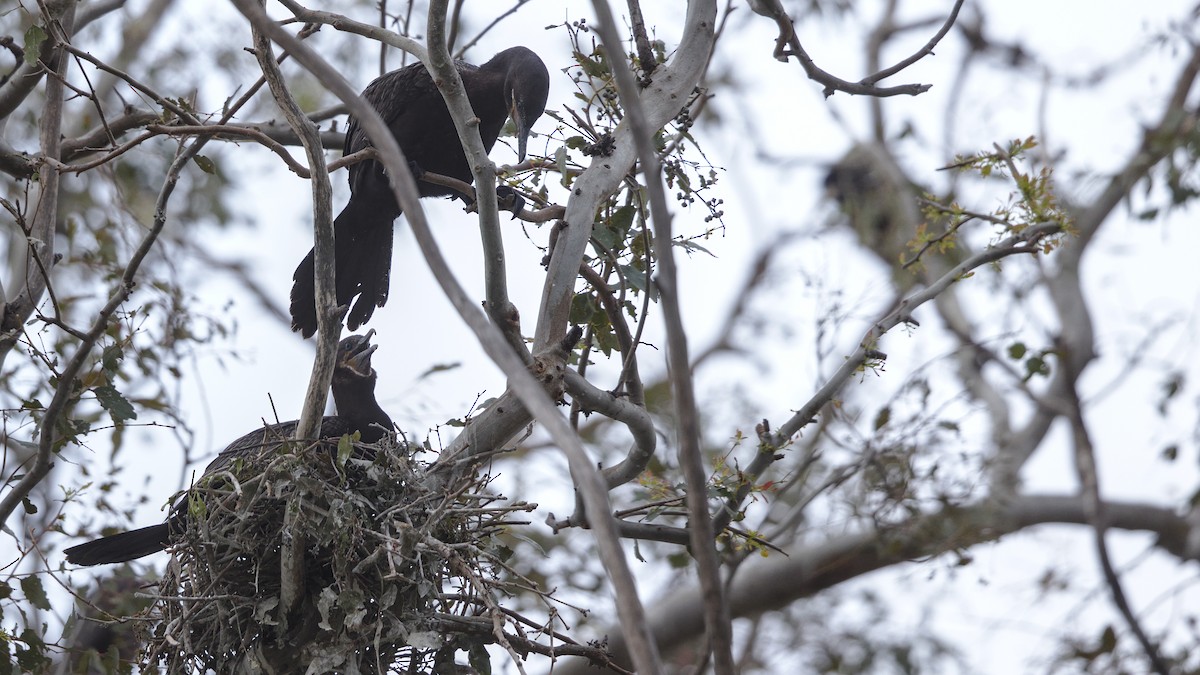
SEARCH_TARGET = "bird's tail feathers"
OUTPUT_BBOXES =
[346,219,394,330]
[338,199,395,331]
[63,523,171,566]
[290,248,319,337]
[289,200,395,337]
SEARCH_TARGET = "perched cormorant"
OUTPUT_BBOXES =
[63,333,393,566]
[290,46,551,338]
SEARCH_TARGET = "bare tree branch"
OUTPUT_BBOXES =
[85,0,175,106]
[563,370,657,489]
[243,18,337,444]
[861,0,966,86]
[243,10,336,626]
[426,0,526,359]
[1074,42,1200,247]
[276,0,426,57]
[60,44,202,125]
[452,0,535,58]
[746,0,964,97]
[590,2,734,672]
[770,222,1061,448]
[1061,346,1170,674]
[554,494,1193,674]
[0,0,76,372]
[990,46,1200,496]
[0,0,80,119]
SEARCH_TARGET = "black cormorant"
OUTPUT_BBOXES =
[290,46,551,338]
[63,333,393,566]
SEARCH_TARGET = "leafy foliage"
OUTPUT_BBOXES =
[540,18,724,359]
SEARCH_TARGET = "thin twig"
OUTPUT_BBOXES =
[61,44,202,125]
[1060,346,1171,675]
[746,0,963,98]
[0,0,76,369]
[861,0,966,86]
[771,222,1061,448]
[452,0,533,58]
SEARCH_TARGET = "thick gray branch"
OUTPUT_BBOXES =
[426,1,524,358]
[552,494,1190,673]
[245,14,337,442]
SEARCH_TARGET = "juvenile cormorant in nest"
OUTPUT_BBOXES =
[290,46,551,338]
[63,333,393,566]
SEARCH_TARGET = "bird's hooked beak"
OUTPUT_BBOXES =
[511,98,532,163]
[342,329,379,378]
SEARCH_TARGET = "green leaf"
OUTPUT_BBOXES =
[337,434,355,467]
[0,635,11,675]
[23,25,46,66]
[1023,355,1050,380]
[1098,625,1117,653]
[555,145,571,187]
[187,491,209,520]
[16,627,49,672]
[610,204,636,235]
[673,238,716,257]
[620,264,648,293]
[667,550,692,568]
[95,385,137,423]
[1006,342,1026,359]
[101,344,124,374]
[592,319,617,357]
[193,154,217,174]
[20,576,50,611]
[576,51,609,78]
[569,293,600,324]
[874,406,891,430]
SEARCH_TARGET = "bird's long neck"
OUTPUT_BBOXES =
[332,377,393,443]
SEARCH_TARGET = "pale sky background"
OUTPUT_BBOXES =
[21,0,1200,672]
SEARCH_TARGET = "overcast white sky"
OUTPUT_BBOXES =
[21,0,1200,671]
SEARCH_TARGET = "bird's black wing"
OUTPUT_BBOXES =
[344,61,484,197]
[345,62,438,156]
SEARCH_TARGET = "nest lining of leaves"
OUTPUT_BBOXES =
[138,433,536,673]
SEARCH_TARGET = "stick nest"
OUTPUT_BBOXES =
[140,433,535,673]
